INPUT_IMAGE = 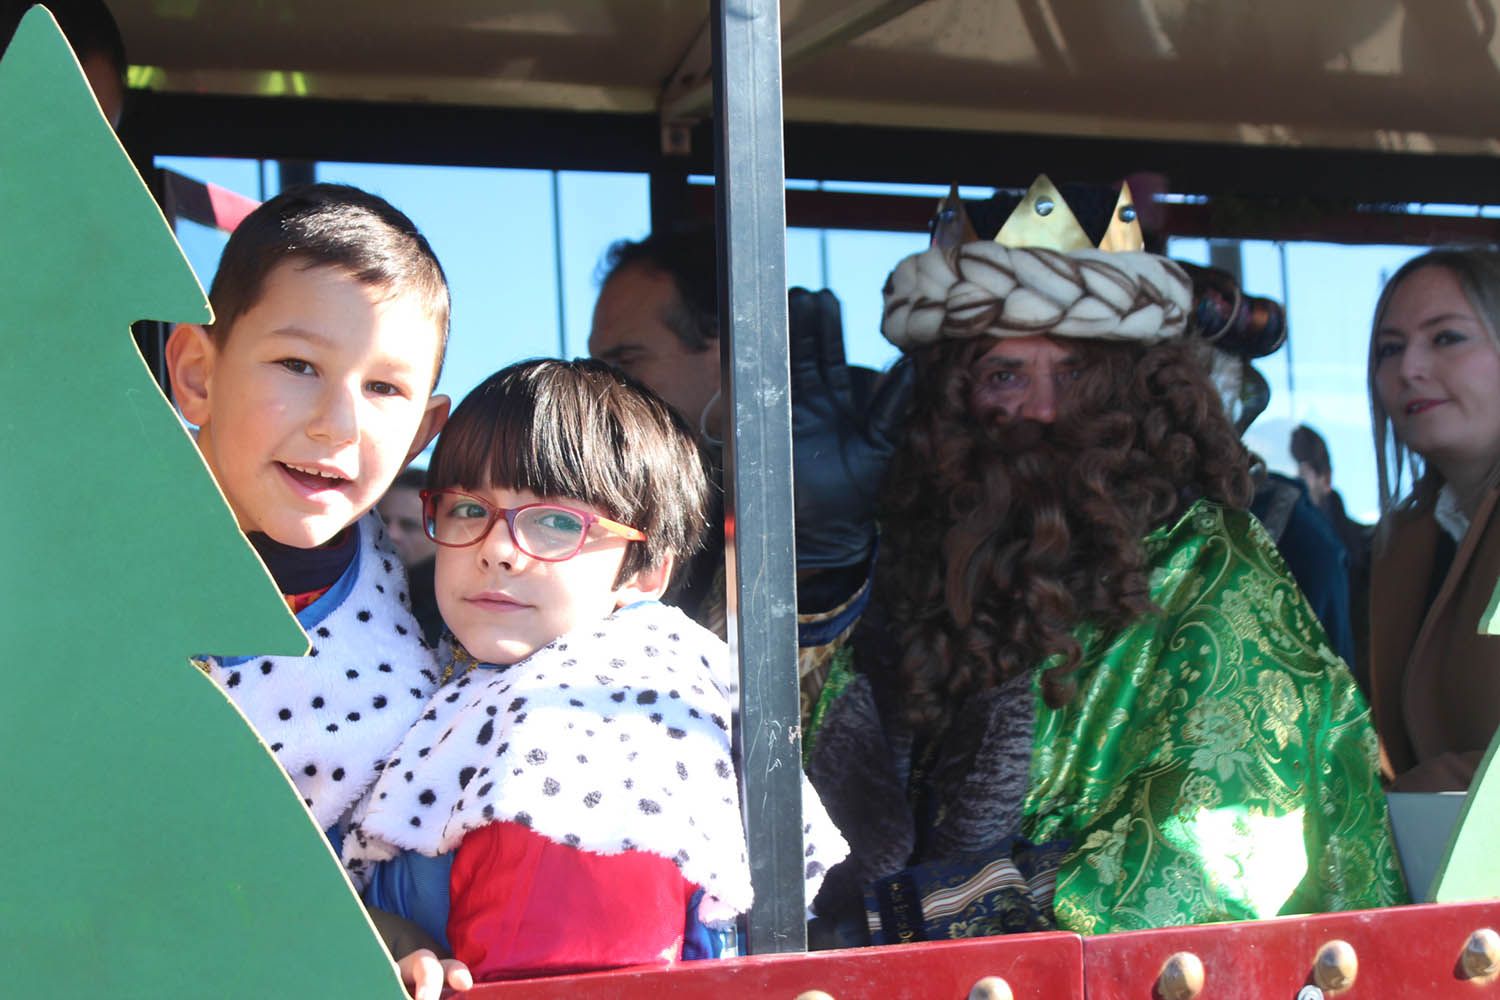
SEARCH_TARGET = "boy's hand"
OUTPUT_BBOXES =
[397,949,472,1000]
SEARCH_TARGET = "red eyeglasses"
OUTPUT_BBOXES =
[420,489,645,562]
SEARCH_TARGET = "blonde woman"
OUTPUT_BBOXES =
[1369,248,1500,791]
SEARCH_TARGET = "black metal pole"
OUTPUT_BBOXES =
[276,159,314,191]
[550,171,568,358]
[648,166,692,234]
[711,0,806,955]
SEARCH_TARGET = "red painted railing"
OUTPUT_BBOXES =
[462,901,1500,999]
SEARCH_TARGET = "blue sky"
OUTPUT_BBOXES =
[159,156,1419,521]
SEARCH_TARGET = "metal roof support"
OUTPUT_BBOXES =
[669,0,926,124]
[276,159,314,190]
[661,20,713,151]
[122,92,1500,207]
[648,166,693,235]
[712,0,806,955]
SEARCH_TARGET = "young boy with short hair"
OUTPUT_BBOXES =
[343,359,846,984]
[165,183,450,838]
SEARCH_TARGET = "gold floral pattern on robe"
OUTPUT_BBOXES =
[1024,501,1406,934]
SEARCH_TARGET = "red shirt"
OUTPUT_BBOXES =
[447,821,699,981]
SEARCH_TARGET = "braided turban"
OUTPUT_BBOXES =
[881,242,1193,350]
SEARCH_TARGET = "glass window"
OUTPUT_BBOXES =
[785,226,922,372]
[315,162,560,408]
[556,170,651,360]
[1170,237,1422,522]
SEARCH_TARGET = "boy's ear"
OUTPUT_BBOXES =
[614,554,675,607]
[404,393,450,466]
[165,323,216,427]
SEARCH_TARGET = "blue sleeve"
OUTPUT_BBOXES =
[1276,498,1356,668]
[363,850,454,953]
[681,888,721,960]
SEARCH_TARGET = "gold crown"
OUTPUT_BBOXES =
[931,174,1145,254]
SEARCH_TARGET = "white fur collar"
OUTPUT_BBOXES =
[346,603,757,919]
[199,514,440,829]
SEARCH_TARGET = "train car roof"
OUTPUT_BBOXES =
[110,0,1500,157]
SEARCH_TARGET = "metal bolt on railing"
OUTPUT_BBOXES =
[1156,951,1205,1000]
[967,975,1014,1000]
[1312,939,1358,994]
[1462,928,1500,982]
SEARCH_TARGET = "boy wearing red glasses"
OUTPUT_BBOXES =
[344,359,847,986]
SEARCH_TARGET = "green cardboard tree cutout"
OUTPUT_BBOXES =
[1431,727,1500,902]
[0,10,404,996]
[1448,522,1500,898]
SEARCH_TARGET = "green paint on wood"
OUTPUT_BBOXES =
[0,10,404,996]
[1480,572,1500,635]
[1448,534,1500,895]
[1431,728,1500,903]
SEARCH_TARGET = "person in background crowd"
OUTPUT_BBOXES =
[379,467,438,568]
[1293,423,1371,556]
[2,0,126,129]
[590,228,909,720]
[1293,424,1337,512]
[1291,422,1372,690]
[589,229,727,636]
[1182,267,1358,674]
[378,467,442,646]
[590,228,724,442]
[1369,248,1500,792]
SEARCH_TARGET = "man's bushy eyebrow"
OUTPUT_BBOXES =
[976,354,1082,369]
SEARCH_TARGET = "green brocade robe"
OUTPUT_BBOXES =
[811,500,1406,937]
[1026,501,1405,931]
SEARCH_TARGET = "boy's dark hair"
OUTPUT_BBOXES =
[208,183,450,383]
[2,1,125,82]
[599,226,718,352]
[428,358,710,584]
[1290,424,1331,478]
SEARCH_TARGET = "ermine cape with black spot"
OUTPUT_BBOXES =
[344,603,768,920]
[197,514,440,829]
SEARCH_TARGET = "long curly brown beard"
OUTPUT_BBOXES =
[876,336,1252,732]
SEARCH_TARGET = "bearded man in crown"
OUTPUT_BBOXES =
[803,179,1404,945]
